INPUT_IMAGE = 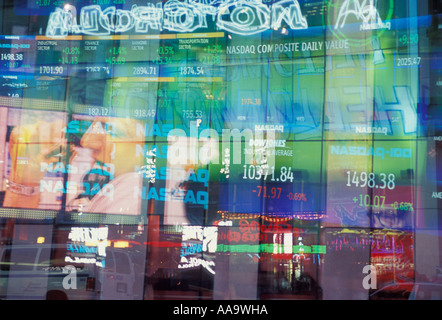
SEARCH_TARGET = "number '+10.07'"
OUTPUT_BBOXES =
[357,194,386,208]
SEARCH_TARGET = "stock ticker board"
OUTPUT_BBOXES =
[0,0,440,229]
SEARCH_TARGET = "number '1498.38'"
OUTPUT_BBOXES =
[346,171,395,190]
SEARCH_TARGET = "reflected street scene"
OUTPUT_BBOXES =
[0,0,441,300]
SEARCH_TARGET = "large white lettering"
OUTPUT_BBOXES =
[334,0,390,30]
[46,0,309,37]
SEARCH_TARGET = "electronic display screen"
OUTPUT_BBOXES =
[0,0,441,301]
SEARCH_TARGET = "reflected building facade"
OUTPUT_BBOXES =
[0,0,441,300]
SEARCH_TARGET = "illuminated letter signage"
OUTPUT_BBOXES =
[45,0,309,37]
[334,0,390,30]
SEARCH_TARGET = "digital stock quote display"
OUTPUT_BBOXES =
[0,0,441,300]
